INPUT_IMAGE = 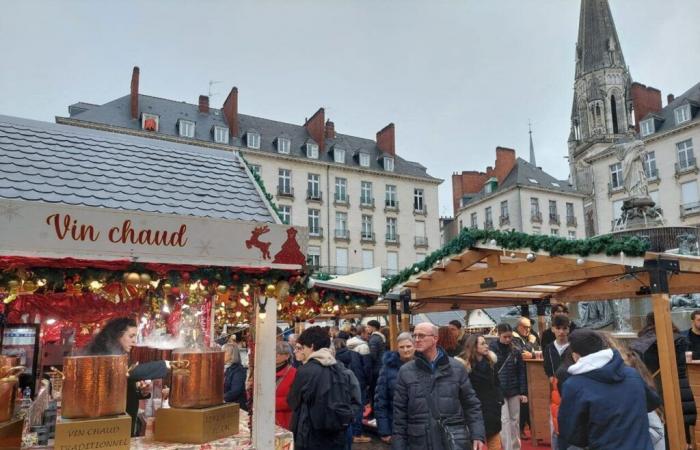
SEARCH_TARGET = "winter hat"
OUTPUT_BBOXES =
[367,320,381,330]
[569,329,605,357]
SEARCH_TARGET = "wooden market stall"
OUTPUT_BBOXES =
[383,228,700,450]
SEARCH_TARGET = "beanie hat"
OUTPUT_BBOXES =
[367,320,381,330]
[569,329,604,357]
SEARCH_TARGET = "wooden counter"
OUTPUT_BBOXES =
[525,358,550,446]
[687,361,700,449]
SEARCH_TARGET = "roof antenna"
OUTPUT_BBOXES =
[208,80,222,100]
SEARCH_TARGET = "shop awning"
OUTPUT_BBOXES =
[309,267,382,296]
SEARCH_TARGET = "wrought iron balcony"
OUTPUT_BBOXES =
[334,193,349,206]
[308,227,324,238]
[360,197,375,209]
[277,186,294,197]
[675,158,698,178]
[414,236,428,247]
[499,215,510,226]
[413,205,427,215]
[566,215,577,227]
[306,190,322,202]
[385,233,400,245]
[360,231,375,243]
[483,220,494,230]
[384,200,399,212]
[680,202,700,218]
[334,229,350,240]
[549,214,560,225]
[531,211,542,223]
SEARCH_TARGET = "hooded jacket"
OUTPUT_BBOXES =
[458,351,503,438]
[348,336,373,387]
[374,351,408,437]
[287,348,362,450]
[391,348,485,450]
[632,329,697,427]
[335,346,367,389]
[558,349,661,450]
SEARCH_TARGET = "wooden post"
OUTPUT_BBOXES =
[652,293,686,450]
[401,296,411,332]
[252,293,277,449]
[388,300,399,351]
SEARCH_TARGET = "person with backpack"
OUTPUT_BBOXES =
[392,322,485,450]
[333,338,371,444]
[288,326,362,450]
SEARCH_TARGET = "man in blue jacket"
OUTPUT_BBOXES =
[558,329,661,450]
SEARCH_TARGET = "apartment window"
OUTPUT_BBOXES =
[179,120,195,138]
[549,200,558,223]
[568,230,576,240]
[362,250,374,270]
[334,147,346,164]
[566,202,575,226]
[675,104,691,125]
[249,164,261,176]
[335,177,348,202]
[361,181,373,205]
[305,142,318,158]
[142,113,159,132]
[471,212,478,229]
[335,212,348,239]
[307,246,321,269]
[361,215,373,240]
[484,207,493,228]
[359,153,370,167]
[308,209,320,235]
[307,174,321,200]
[387,252,399,275]
[500,200,508,219]
[551,229,559,236]
[682,180,699,207]
[530,198,541,221]
[278,169,292,195]
[677,139,695,169]
[277,138,291,154]
[610,163,623,189]
[246,131,260,149]
[414,189,425,212]
[386,217,398,241]
[384,157,395,172]
[640,119,654,137]
[644,151,657,178]
[385,185,397,208]
[213,126,229,144]
[336,248,349,275]
[278,205,291,225]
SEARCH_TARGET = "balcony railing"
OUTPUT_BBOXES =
[483,220,494,230]
[566,215,577,227]
[680,202,700,218]
[360,197,375,209]
[385,233,400,245]
[414,236,428,247]
[306,190,322,201]
[413,205,427,215]
[334,193,349,205]
[499,215,510,226]
[308,227,324,238]
[334,229,350,240]
[531,211,542,223]
[549,214,560,225]
[277,186,294,197]
[384,200,399,212]
[360,231,375,242]
[675,158,698,177]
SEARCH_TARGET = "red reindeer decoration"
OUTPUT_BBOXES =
[245,225,272,259]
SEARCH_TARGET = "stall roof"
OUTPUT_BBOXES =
[310,267,382,296]
[0,115,276,223]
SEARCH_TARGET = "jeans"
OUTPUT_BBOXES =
[351,389,366,437]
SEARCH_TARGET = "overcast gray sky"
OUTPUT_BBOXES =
[2,1,699,216]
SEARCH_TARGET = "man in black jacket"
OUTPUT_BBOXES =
[541,303,577,349]
[391,322,485,450]
[367,319,386,409]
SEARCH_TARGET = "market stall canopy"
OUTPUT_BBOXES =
[0,115,307,269]
[309,267,382,296]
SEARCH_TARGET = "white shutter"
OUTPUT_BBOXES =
[362,250,374,269]
[387,252,398,275]
[682,181,698,205]
[335,248,348,275]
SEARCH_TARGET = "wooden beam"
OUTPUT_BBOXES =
[555,272,700,302]
[414,259,624,299]
[487,254,501,268]
[652,293,686,450]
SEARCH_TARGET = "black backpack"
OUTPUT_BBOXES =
[309,364,356,432]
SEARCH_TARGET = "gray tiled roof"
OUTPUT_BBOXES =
[461,158,579,207]
[63,94,440,182]
[0,115,275,223]
[641,82,700,137]
[575,0,626,76]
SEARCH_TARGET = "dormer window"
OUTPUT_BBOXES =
[247,132,261,149]
[383,156,394,172]
[334,147,345,164]
[142,113,159,132]
[178,120,195,138]
[277,137,291,154]
[306,142,318,158]
[359,152,370,168]
[213,126,229,144]
[675,104,691,125]
[640,118,655,137]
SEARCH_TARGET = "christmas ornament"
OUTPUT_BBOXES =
[526,253,536,263]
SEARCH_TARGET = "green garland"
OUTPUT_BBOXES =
[239,154,283,222]
[381,228,650,295]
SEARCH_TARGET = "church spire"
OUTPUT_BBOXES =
[528,120,536,167]
[575,0,627,77]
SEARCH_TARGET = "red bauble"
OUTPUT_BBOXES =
[201,280,209,287]
[308,319,315,324]
[181,272,191,282]
[171,287,181,296]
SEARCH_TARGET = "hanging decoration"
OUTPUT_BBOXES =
[381,227,651,295]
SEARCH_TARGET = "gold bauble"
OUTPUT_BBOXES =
[265,284,276,297]
[217,285,228,294]
[74,283,83,291]
[275,280,290,300]
[163,283,172,295]
[126,273,140,285]
[22,280,36,292]
[140,273,152,285]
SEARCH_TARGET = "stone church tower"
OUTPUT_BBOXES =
[568,0,634,235]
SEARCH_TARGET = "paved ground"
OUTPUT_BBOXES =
[353,435,388,450]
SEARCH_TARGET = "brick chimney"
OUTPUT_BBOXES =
[667,93,675,105]
[304,108,325,151]
[376,123,395,155]
[130,66,139,120]
[198,95,209,114]
[631,82,662,132]
[493,147,516,182]
[325,119,335,139]
[222,87,239,138]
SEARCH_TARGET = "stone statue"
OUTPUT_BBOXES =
[615,138,648,198]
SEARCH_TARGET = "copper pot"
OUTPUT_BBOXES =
[60,354,129,419]
[169,349,224,409]
[129,345,156,366]
[0,367,23,422]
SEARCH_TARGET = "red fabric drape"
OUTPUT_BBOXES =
[7,293,144,325]
[0,256,132,271]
